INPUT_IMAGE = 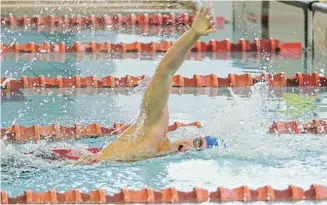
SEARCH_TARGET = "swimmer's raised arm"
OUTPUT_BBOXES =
[75,7,216,164]
[140,7,216,124]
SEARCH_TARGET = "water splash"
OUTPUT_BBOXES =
[0,138,96,183]
[129,75,152,96]
[198,82,296,162]
[177,0,214,12]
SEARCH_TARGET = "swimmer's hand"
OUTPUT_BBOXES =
[191,6,216,36]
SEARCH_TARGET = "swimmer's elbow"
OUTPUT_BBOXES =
[156,62,175,77]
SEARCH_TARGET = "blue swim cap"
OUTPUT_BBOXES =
[205,136,226,148]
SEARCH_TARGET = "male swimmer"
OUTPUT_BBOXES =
[78,6,220,164]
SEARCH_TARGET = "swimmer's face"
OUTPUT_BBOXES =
[177,142,193,152]
[192,137,206,150]
[177,137,206,152]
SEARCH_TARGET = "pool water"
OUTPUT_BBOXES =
[1,23,327,204]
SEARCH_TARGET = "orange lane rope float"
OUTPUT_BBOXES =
[269,119,327,134]
[1,185,326,204]
[0,39,302,53]
[3,24,191,35]
[0,14,225,27]
[1,121,201,142]
[1,72,326,91]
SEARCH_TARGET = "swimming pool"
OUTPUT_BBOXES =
[1,6,327,205]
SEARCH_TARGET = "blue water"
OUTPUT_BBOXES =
[1,26,327,205]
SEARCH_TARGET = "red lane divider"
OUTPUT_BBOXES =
[1,185,326,204]
[0,39,302,53]
[269,119,327,134]
[39,119,326,161]
[0,14,225,27]
[1,72,326,91]
[1,121,201,142]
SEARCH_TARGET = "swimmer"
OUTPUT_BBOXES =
[78,6,217,164]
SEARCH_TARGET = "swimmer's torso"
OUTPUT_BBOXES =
[99,105,170,161]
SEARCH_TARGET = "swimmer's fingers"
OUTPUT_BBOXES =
[203,7,216,34]
[198,6,210,19]
[203,6,211,16]
[206,28,216,34]
[207,11,216,26]
[192,6,216,36]
[199,6,205,14]
[209,20,216,28]
[207,14,216,34]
